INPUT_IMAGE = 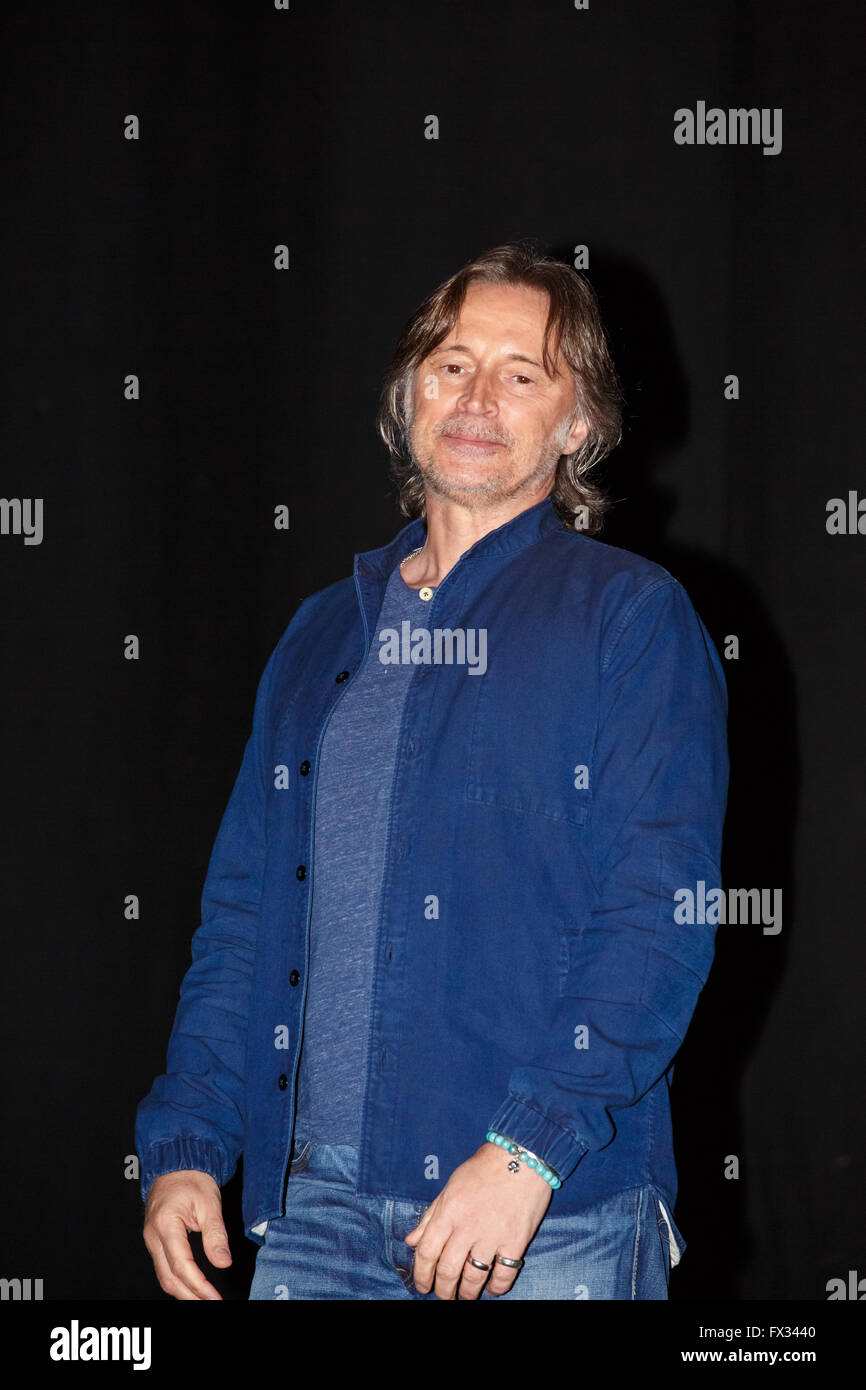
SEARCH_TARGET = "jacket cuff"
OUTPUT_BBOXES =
[138,1138,232,1205]
[486,1097,589,1182]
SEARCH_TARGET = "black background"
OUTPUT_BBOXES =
[1,0,863,1303]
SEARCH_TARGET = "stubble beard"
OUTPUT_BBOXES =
[406,413,573,513]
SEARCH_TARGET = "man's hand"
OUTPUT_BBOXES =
[404,1142,553,1299]
[142,1170,232,1301]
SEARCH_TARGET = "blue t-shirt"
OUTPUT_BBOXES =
[293,560,432,1144]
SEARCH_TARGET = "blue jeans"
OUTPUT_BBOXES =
[248,1140,682,1300]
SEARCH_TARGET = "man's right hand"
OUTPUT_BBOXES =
[142,1170,232,1301]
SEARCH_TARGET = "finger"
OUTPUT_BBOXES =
[411,1221,448,1294]
[433,1235,472,1302]
[160,1220,224,1300]
[485,1253,522,1298]
[404,1203,433,1245]
[201,1216,232,1268]
[458,1249,496,1301]
[149,1242,202,1301]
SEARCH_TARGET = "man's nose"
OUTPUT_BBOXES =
[457,369,498,412]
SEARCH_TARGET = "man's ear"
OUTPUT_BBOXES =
[564,415,589,455]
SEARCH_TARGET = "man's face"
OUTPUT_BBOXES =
[406,280,589,511]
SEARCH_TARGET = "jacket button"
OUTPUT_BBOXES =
[289,969,300,986]
[296,865,306,880]
[299,760,310,775]
[277,1074,288,1091]
[335,670,350,682]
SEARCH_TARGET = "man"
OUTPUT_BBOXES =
[136,242,729,1301]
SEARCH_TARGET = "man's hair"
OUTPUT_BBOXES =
[376,241,625,534]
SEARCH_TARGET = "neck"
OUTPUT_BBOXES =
[399,487,553,589]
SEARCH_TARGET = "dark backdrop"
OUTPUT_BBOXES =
[1,0,863,1302]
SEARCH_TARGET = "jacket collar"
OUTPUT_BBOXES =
[354,492,565,582]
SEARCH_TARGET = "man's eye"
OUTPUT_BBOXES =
[439,364,533,384]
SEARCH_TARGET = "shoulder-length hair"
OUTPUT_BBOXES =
[376,241,625,534]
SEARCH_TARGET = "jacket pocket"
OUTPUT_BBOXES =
[464,661,594,828]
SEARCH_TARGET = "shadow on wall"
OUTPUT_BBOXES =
[552,244,799,1300]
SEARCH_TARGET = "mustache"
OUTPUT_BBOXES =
[437,423,509,444]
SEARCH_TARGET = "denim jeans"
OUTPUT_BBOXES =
[248,1140,683,1300]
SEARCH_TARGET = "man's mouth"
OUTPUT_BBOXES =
[441,432,504,452]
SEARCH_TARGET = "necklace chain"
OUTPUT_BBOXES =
[400,544,436,594]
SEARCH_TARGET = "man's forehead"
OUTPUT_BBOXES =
[454,280,549,324]
[430,318,563,377]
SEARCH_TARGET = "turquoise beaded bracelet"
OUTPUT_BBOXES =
[485,1129,562,1189]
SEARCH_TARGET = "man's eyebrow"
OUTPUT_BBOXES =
[431,342,545,370]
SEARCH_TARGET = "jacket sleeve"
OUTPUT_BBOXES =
[487,577,729,1182]
[134,639,281,1204]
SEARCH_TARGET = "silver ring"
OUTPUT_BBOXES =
[495,1255,525,1269]
[468,1256,491,1271]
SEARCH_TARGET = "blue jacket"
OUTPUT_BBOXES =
[135,494,729,1244]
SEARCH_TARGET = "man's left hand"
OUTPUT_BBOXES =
[404,1141,553,1299]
